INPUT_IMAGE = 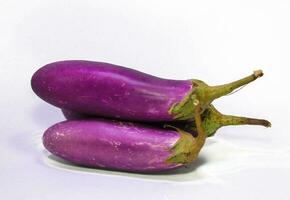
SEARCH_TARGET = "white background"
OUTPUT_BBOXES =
[1,0,290,199]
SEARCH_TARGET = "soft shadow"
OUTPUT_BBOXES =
[155,156,207,175]
[204,138,218,146]
[45,153,207,176]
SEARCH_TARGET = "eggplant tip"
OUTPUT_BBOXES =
[254,69,263,78]
[265,120,272,128]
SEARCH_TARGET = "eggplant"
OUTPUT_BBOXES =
[43,119,205,172]
[31,60,263,121]
[61,105,271,137]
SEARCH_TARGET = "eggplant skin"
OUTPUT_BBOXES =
[32,60,193,121]
[43,119,197,172]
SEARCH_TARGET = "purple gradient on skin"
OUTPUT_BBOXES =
[43,119,182,172]
[32,60,192,121]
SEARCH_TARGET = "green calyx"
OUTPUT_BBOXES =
[168,86,198,120]
[169,70,264,120]
[188,104,271,137]
[165,125,198,164]
[166,100,207,165]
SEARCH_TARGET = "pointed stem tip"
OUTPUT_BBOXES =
[253,69,264,78]
[204,69,264,104]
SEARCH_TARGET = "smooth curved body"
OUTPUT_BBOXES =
[32,60,192,121]
[43,119,197,172]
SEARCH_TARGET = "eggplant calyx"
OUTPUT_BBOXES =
[166,100,206,164]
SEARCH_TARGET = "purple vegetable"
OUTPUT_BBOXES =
[32,60,263,121]
[43,118,205,172]
[61,105,271,138]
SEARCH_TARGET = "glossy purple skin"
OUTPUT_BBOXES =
[43,119,182,172]
[32,60,192,121]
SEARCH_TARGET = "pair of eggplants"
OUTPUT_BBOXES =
[31,60,271,173]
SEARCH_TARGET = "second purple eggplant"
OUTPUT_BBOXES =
[43,112,206,172]
[61,105,271,137]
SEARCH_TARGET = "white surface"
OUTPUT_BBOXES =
[1,0,290,199]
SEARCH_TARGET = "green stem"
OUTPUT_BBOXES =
[201,105,271,137]
[195,70,264,109]
[220,115,271,127]
[208,70,263,101]
[166,100,207,164]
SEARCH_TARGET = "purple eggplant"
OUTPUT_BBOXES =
[32,60,263,121]
[61,105,271,137]
[43,118,206,172]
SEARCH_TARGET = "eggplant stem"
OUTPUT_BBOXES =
[208,70,263,101]
[193,100,206,150]
[220,115,272,128]
[201,105,271,137]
